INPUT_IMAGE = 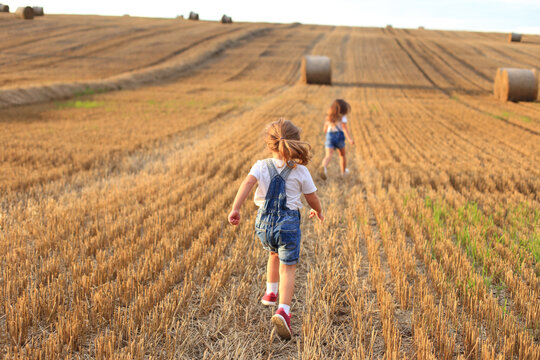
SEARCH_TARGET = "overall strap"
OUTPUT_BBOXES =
[279,162,294,180]
[265,159,294,181]
[265,159,278,179]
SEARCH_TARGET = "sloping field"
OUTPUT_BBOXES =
[0,15,539,359]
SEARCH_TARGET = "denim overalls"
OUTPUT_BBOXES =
[325,124,346,149]
[254,159,301,265]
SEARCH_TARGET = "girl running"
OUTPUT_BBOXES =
[319,99,354,179]
[228,118,323,339]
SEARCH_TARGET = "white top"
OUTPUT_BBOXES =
[248,158,317,210]
[327,115,347,132]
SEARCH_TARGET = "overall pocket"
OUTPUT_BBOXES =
[277,215,300,246]
[277,226,301,264]
[276,211,300,232]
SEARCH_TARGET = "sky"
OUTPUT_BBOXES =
[11,0,540,34]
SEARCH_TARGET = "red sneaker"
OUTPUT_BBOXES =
[261,292,277,306]
[272,307,292,339]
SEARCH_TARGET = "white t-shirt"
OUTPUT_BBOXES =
[248,158,317,210]
[328,115,347,132]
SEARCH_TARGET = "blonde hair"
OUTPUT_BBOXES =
[265,118,311,167]
[326,99,351,124]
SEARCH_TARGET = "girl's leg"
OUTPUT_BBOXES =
[262,252,279,304]
[322,147,334,168]
[337,147,346,173]
[278,263,296,305]
[267,252,280,283]
[272,263,296,339]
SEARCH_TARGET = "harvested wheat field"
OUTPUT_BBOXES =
[0,14,539,359]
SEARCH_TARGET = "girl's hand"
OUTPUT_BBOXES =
[228,210,241,226]
[309,209,324,222]
[348,138,355,145]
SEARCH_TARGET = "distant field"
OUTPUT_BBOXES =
[0,14,539,359]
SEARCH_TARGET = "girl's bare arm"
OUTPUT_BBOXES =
[228,175,258,225]
[323,122,329,134]
[342,123,354,144]
[304,192,324,221]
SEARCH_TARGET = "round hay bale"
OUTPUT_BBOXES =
[508,33,522,42]
[221,15,232,24]
[177,15,184,19]
[0,4,9,12]
[32,6,44,16]
[386,24,393,29]
[301,55,331,85]
[418,26,425,30]
[15,6,33,19]
[188,11,199,20]
[493,68,537,102]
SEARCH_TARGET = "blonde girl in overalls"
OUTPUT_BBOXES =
[228,118,323,339]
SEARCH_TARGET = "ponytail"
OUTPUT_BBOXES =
[265,118,311,167]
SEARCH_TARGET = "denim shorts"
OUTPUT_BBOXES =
[255,209,301,265]
[325,130,345,149]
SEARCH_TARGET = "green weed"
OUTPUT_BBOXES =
[496,110,532,123]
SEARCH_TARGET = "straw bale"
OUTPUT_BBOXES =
[189,11,199,20]
[0,4,9,12]
[493,68,537,102]
[508,33,522,42]
[301,55,331,85]
[221,15,232,24]
[15,6,33,19]
[32,6,43,16]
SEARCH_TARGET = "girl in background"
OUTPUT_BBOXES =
[319,99,354,179]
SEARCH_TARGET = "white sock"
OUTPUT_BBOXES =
[266,282,278,295]
[278,304,290,315]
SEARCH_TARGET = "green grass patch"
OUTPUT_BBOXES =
[56,100,105,109]
[426,197,539,273]
[422,197,500,284]
[414,192,540,290]
[505,203,540,263]
[496,110,533,123]
[490,113,506,121]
